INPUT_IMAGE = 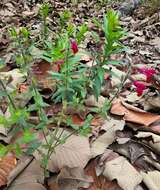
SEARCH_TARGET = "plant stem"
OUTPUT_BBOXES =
[109,62,131,104]
[0,79,16,110]
[31,78,49,146]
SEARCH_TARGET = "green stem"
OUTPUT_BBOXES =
[109,63,131,104]
[0,79,16,110]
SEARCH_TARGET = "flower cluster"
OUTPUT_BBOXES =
[70,39,78,54]
[133,67,156,96]
[53,39,78,72]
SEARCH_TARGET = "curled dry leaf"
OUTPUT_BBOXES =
[91,118,125,157]
[84,159,122,190]
[104,65,129,87]
[0,69,26,92]
[103,156,142,190]
[85,95,106,108]
[34,134,91,172]
[135,131,160,152]
[141,171,160,190]
[0,155,16,187]
[110,140,158,171]
[143,96,160,111]
[111,100,160,126]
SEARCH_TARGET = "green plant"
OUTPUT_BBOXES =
[0,7,128,178]
[39,3,51,43]
[9,27,32,72]
[90,10,127,101]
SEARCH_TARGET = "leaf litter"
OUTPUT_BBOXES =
[0,0,160,190]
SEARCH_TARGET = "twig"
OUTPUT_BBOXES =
[0,79,16,110]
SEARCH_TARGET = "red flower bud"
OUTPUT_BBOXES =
[54,59,64,72]
[70,40,78,54]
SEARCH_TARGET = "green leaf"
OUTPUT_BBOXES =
[18,130,36,144]
[67,55,81,66]
[26,141,41,155]
[0,144,8,157]
[107,60,123,65]
[40,55,52,62]
[27,104,38,111]
[71,124,79,130]
[15,143,22,156]
[91,31,100,43]
[49,71,61,80]
[97,67,105,83]
[93,77,102,101]
[0,58,6,69]
[76,24,88,44]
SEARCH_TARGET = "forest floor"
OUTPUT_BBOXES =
[0,0,160,190]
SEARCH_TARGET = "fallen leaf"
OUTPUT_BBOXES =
[0,69,26,92]
[141,171,160,190]
[57,166,93,190]
[111,100,160,126]
[84,159,122,190]
[91,118,125,157]
[135,131,160,152]
[31,60,57,89]
[103,156,142,190]
[125,92,141,103]
[104,65,129,87]
[34,134,91,172]
[143,96,160,111]
[150,37,160,52]
[85,95,106,108]
[110,140,156,171]
[8,183,46,190]
[0,155,16,187]
[8,158,45,190]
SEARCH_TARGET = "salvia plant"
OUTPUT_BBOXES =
[0,4,127,176]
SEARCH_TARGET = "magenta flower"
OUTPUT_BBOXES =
[133,81,146,96]
[54,59,64,71]
[70,40,78,54]
[139,67,156,82]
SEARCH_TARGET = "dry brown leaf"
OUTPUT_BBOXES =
[0,155,16,187]
[0,69,26,92]
[85,95,106,108]
[8,183,46,190]
[34,134,91,172]
[70,115,104,127]
[135,131,160,152]
[8,159,45,190]
[57,166,93,190]
[84,159,122,190]
[91,118,125,157]
[143,96,160,111]
[104,65,129,87]
[111,100,160,126]
[124,92,141,103]
[31,60,57,89]
[103,156,142,190]
[141,171,160,190]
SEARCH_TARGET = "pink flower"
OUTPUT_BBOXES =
[133,81,146,96]
[54,59,64,72]
[70,40,78,54]
[139,67,156,82]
